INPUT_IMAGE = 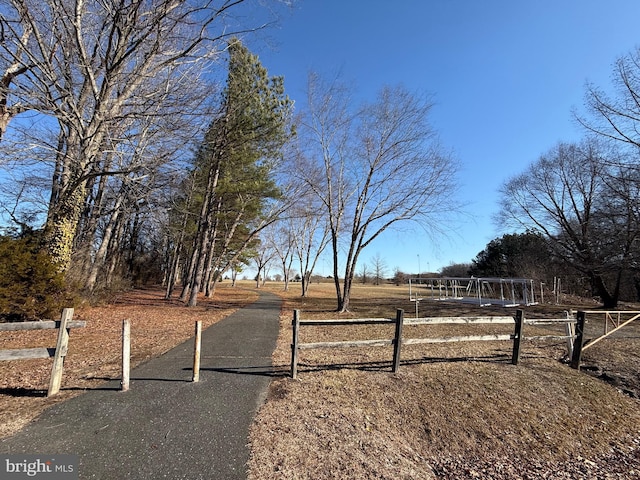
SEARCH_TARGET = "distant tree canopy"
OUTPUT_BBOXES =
[470,231,552,280]
[440,263,472,278]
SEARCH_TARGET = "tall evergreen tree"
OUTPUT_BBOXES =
[174,38,293,306]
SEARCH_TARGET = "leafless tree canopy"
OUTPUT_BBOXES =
[499,139,640,307]
[578,47,640,151]
[297,73,460,311]
[0,0,286,290]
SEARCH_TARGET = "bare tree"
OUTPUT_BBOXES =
[0,0,273,273]
[264,223,295,291]
[253,242,275,288]
[358,263,369,285]
[574,46,640,302]
[370,252,387,285]
[286,187,331,297]
[299,73,459,311]
[577,47,640,152]
[498,139,637,307]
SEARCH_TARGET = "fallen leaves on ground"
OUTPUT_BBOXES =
[0,285,257,439]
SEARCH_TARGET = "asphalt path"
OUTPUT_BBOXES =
[1,290,282,479]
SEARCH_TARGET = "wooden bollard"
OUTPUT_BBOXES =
[192,321,202,382]
[121,319,131,392]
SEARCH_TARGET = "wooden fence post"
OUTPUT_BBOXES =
[291,310,300,379]
[565,313,575,359]
[570,311,586,369]
[121,319,131,392]
[392,309,404,373]
[47,308,74,397]
[192,320,202,382]
[511,309,524,365]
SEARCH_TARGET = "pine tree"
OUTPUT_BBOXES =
[175,39,293,306]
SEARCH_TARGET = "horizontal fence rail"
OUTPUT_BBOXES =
[291,309,578,378]
[291,309,577,378]
[0,309,85,396]
[290,310,403,379]
[0,347,57,361]
[292,307,640,375]
[404,316,514,325]
[0,320,87,332]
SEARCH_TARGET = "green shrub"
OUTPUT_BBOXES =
[0,234,71,321]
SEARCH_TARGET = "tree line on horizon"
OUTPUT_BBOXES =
[0,1,637,320]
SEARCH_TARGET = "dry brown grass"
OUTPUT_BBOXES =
[248,282,640,479]
[0,285,258,439]
[2,280,639,478]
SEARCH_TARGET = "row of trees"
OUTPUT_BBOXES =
[6,1,636,313]
[273,45,640,309]
[0,0,461,314]
[0,0,280,299]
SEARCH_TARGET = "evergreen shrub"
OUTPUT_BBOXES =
[0,234,70,321]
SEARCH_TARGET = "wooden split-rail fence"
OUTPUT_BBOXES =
[291,309,578,378]
[0,308,85,396]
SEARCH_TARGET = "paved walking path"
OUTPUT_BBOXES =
[1,290,282,479]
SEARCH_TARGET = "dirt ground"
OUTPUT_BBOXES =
[248,283,640,480]
[1,282,639,479]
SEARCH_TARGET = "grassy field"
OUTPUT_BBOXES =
[248,281,640,479]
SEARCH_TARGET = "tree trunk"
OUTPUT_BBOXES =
[182,159,221,305]
[43,184,87,273]
[105,214,127,286]
[166,181,195,299]
[331,234,343,310]
[188,220,213,306]
[591,272,618,308]
[165,246,181,299]
[85,194,124,291]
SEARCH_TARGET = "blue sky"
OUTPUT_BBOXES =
[245,1,640,276]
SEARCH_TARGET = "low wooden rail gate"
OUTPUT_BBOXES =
[291,309,576,378]
[570,310,640,370]
[0,308,86,396]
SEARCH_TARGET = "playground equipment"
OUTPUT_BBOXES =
[409,277,538,308]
